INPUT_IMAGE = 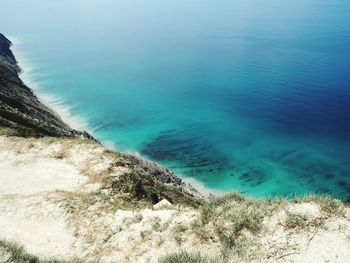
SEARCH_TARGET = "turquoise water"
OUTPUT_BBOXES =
[1,0,350,200]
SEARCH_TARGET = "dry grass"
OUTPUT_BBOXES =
[293,194,346,217]
[0,240,86,263]
[193,193,282,257]
[158,251,222,263]
[189,193,347,259]
[172,223,189,245]
[1,134,348,262]
[140,230,152,240]
[284,212,323,230]
[151,217,162,231]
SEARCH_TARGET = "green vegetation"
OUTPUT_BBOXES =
[158,251,222,263]
[0,126,20,137]
[151,216,162,231]
[0,117,35,137]
[0,240,39,263]
[284,211,324,231]
[194,193,282,256]
[284,193,346,231]
[140,230,152,240]
[172,224,189,245]
[0,240,85,263]
[190,193,347,258]
[131,213,143,224]
[0,188,348,263]
[1,127,348,262]
[103,148,118,156]
[60,190,151,215]
[173,224,188,233]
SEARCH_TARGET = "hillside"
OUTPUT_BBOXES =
[0,33,92,138]
[0,33,349,263]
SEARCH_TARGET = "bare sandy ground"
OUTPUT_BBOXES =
[0,135,349,262]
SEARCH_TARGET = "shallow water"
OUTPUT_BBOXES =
[1,0,350,200]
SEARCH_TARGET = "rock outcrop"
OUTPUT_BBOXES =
[0,32,203,206]
[0,33,92,138]
[0,33,349,263]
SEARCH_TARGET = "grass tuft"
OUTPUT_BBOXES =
[192,193,284,258]
[293,193,345,217]
[0,239,39,263]
[0,240,85,263]
[158,251,222,263]
[284,213,310,230]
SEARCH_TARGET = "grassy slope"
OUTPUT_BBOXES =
[1,180,348,263]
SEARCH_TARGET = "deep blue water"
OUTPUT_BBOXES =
[1,0,350,200]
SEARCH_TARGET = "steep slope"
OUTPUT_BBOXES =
[0,33,91,138]
[0,137,349,262]
[0,33,349,263]
[0,32,202,207]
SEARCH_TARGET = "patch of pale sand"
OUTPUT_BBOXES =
[0,136,112,195]
[262,207,350,263]
[1,135,349,263]
[73,204,219,263]
[153,199,173,210]
[63,143,107,169]
[286,230,350,263]
[0,194,77,259]
[262,209,289,246]
[287,202,320,219]
[0,149,86,195]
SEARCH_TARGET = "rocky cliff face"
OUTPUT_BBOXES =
[1,33,349,263]
[0,33,91,138]
[0,32,203,206]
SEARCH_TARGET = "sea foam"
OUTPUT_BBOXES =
[10,37,92,133]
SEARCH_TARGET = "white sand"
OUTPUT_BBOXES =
[0,154,85,195]
[0,195,76,259]
[0,136,89,259]
[0,135,349,263]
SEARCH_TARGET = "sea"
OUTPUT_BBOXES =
[1,0,350,200]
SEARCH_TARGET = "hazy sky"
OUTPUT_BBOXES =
[2,0,348,38]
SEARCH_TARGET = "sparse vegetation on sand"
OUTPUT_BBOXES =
[0,240,85,263]
[191,193,282,257]
[292,193,345,217]
[158,251,222,263]
[1,32,350,263]
[1,135,349,262]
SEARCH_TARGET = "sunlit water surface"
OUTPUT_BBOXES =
[1,0,350,200]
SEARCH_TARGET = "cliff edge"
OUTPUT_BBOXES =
[0,33,91,138]
[0,33,201,206]
[0,34,349,263]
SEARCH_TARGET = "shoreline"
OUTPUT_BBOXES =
[9,36,349,201]
[8,36,350,201]
[10,37,91,133]
[1,33,350,263]
[9,35,220,197]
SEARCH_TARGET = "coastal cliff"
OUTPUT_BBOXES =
[0,34,349,263]
[0,33,90,138]
[0,33,201,206]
